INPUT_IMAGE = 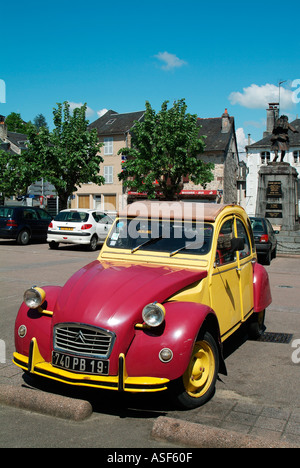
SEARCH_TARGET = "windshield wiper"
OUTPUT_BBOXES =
[131,235,164,253]
[169,241,204,257]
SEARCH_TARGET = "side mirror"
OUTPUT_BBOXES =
[231,237,244,252]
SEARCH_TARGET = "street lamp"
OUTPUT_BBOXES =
[278,80,287,115]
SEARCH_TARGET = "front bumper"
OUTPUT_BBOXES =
[13,338,169,393]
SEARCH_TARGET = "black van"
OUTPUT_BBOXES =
[0,206,52,245]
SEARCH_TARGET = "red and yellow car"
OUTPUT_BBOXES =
[13,201,271,408]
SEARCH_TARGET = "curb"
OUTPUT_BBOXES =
[0,384,93,421]
[151,416,294,449]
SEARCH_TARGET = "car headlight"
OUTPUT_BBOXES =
[142,302,166,328]
[23,287,46,309]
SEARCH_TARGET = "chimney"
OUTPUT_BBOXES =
[0,115,7,140]
[263,103,279,138]
[221,108,230,133]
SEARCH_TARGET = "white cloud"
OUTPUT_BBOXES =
[97,108,108,118]
[236,127,254,158]
[154,51,187,71]
[229,83,295,110]
[68,101,95,117]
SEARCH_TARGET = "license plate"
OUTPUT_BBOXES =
[59,227,73,231]
[52,351,109,375]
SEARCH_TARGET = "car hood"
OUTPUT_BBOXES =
[54,260,207,325]
[52,260,207,365]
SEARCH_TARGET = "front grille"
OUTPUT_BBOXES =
[53,323,115,358]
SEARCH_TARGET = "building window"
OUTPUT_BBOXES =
[293,151,300,163]
[260,151,270,164]
[104,137,113,155]
[104,166,113,184]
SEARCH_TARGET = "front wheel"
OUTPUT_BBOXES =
[170,331,219,409]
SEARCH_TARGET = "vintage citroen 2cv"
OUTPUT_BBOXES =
[13,201,271,408]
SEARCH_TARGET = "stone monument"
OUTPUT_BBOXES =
[270,115,298,162]
[256,163,299,231]
[256,115,300,252]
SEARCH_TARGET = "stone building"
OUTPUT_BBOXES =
[181,109,241,204]
[72,110,144,212]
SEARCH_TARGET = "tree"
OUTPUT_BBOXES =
[0,143,49,198]
[5,112,27,133]
[118,99,214,200]
[33,113,48,130]
[4,111,35,134]
[26,102,104,209]
[0,149,21,197]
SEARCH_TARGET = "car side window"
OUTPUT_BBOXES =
[37,208,51,220]
[96,212,111,224]
[236,219,250,259]
[22,209,38,220]
[266,219,273,234]
[215,219,236,266]
[92,212,101,222]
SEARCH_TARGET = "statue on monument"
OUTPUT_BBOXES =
[271,115,298,162]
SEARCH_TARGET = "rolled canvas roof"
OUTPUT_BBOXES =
[119,201,228,222]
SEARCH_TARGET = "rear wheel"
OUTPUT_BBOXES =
[49,241,59,249]
[17,229,30,245]
[171,331,219,409]
[89,235,98,251]
[263,248,271,265]
[248,310,265,339]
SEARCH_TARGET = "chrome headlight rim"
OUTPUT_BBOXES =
[142,302,166,328]
[23,286,46,309]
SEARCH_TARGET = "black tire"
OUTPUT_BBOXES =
[248,310,266,340]
[89,235,98,251]
[170,331,219,409]
[49,241,59,250]
[263,248,271,265]
[17,229,30,245]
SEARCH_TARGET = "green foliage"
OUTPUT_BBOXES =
[4,112,26,133]
[118,99,214,200]
[0,149,21,197]
[4,112,34,134]
[33,113,48,130]
[25,102,104,208]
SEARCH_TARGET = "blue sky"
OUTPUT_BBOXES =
[1,0,300,155]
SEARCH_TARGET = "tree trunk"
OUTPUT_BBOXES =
[58,192,69,210]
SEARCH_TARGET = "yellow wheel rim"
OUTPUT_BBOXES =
[183,340,215,398]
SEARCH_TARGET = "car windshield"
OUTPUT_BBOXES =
[107,217,213,256]
[54,211,89,223]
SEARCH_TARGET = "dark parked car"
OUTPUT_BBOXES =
[0,206,52,245]
[250,217,279,265]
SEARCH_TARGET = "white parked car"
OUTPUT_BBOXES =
[47,209,115,250]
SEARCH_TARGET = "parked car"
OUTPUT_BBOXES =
[47,209,115,251]
[13,202,271,409]
[250,217,279,265]
[0,206,52,245]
